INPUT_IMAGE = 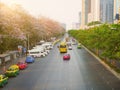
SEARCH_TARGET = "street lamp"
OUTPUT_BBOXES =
[22,33,30,52]
[27,34,30,50]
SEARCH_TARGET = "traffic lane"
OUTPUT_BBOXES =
[34,45,86,90]
[2,44,120,90]
[71,45,120,89]
[2,61,56,90]
[1,63,44,90]
[2,45,86,90]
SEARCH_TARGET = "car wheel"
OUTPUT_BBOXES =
[23,66,25,69]
[6,80,8,84]
[14,73,17,77]
[17,72,19,75]
[1,83,5,87]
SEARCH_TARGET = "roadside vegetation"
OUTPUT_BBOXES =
[68,24,120,73]
[87,21,101,26]
[0,3,65,54]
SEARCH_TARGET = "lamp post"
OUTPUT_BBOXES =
[27,34,29,50]
[22,33,30,54]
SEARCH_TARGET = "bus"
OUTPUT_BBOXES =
[59,42,67,53]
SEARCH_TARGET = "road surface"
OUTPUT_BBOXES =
[2,43,120,90]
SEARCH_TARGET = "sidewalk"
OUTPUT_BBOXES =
[0,39,60,74]
[0,56,26,74]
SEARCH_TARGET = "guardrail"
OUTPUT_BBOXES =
[52,39,61,46]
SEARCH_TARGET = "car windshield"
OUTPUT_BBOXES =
[30,52,39,54]
[7,68,15,71]
[27,57,32,59]
[60,45,66,48]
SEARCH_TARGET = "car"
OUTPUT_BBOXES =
[16,61,28,70]
[63,54,70,60]
[25,56,35,63]
[66,42,71,46]
[77,44,82,49]
[5,65,19,77]
[72,42,77,45]
[0,74,8,87]
[28,49,46,58]
[68,46,72,50]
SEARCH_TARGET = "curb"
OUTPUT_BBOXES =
[0,56,26,74]
[82,45,120,80]
[52,39,61,46]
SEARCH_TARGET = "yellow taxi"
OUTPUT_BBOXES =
[5,65,19,77]
[0,74,8,87]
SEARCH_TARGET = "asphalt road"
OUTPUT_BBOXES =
[2,43,120,90]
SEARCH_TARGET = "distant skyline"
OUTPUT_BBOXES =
[0,0,82,29]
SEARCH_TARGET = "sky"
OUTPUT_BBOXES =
[0,0,82,29]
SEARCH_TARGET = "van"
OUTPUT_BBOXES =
[28,49,46,57]
[33,45,49,55]
[42,42,53,49]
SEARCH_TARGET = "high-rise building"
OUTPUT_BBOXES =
[81,0,88,29]
[100,0,114,23]
[114,0,120,23]
[79,12,81,26]
[60,23,66,30]
[81,0,114,29]
[72,22,80,30]
[88,0,100,23]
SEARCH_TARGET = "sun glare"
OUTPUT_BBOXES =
[1,0,19,6]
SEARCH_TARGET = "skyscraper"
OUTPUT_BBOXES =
[79,12,81,26]
[81,0,88,29]
[100,0,114,23]
[88,0,100,23]
[81,0,114,29]
[114,0,120,23]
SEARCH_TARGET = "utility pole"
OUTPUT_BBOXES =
[27,34,29,50]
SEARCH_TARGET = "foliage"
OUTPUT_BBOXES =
[87,21,101,26]
[0,3,65,53]
[68,24,120,60]
[110,24,120,30]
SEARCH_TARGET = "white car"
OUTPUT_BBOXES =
[34,45,49,55]
[68,46,72,50]
[72,42,77,45]
[28,49,46,58]
[42,42,53,50]
[66,42,71,46]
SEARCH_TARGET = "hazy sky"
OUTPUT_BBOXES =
[0,0,82,29]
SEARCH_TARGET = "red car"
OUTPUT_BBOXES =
[16,61,28,70]
[63,54,70,60]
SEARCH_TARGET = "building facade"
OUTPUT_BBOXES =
[81,0,88,29]
[114,0,120,23]
[81,0,114,29]
[79,12,81,26]
[72,22,80,30]
[60,23,66,30]
[88,0,100,23]
[100,0,114,23]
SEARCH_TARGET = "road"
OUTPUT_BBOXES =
[2,43,120,90]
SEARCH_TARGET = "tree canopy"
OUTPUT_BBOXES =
[0,3,65,53]
[68,24,120,60]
